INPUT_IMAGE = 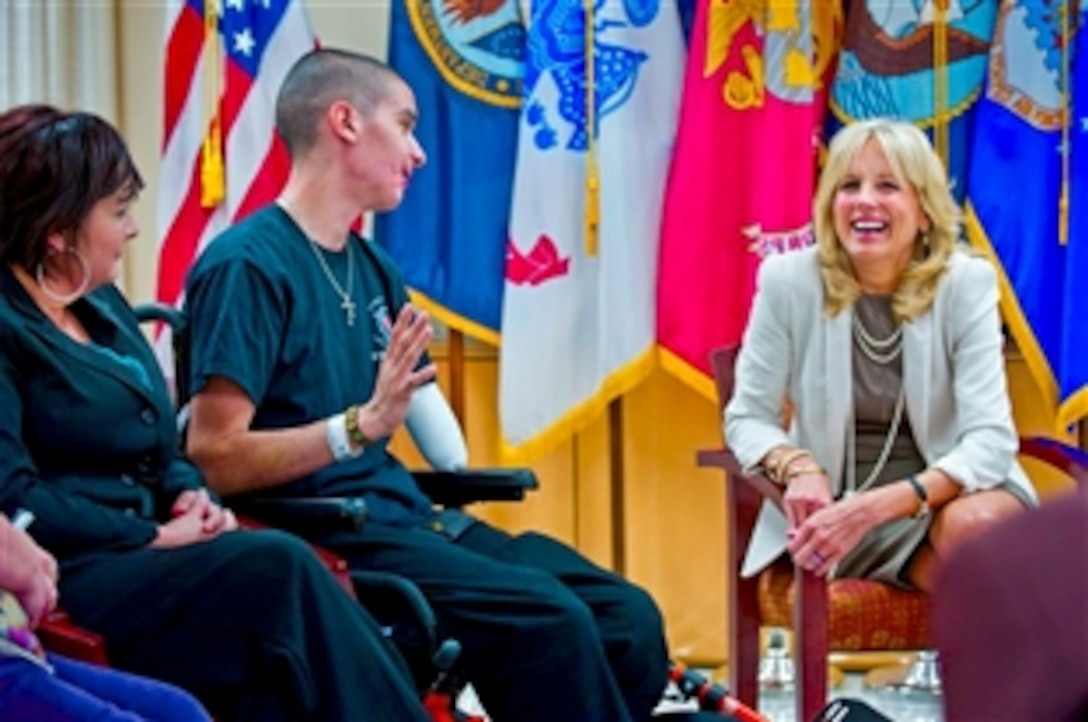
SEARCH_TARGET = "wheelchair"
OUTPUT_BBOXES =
[135,301,543,718]
[40,301,760,722]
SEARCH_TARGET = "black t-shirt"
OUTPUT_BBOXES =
[185,205,433,526]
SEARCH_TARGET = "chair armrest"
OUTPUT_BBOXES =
[697,447,784,508]
[351,570,437,650]
[1020,436,1088,486]
[37,610,109,666]
[231,497,369,532]
[414,468,539,508]
[131,301,186,332]
[131,301,191,403]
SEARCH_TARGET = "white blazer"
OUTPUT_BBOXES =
[724,246,1035,577]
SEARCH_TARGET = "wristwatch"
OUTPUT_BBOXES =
[906,474,930,519]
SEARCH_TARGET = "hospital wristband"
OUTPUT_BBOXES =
[326,412,362,461]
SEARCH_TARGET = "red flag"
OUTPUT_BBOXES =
[656,1,841,398]
[157,0,315,310]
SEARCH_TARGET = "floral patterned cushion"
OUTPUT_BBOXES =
[757,560,930,651]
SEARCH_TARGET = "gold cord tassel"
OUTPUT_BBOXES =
[931,0,950,171]
[583,0,599,257]
[200,0,225,209]
[1060,0,1073,245]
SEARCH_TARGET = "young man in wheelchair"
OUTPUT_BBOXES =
[183,48,671,722]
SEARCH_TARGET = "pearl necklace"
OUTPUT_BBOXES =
[852,312,902,365]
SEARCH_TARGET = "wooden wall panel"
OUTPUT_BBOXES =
[621,369,728,664]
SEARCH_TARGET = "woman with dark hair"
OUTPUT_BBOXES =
[0,104,431,722]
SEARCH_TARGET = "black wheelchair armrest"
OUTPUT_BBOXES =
[230,496,369,532]
[351,570,437,648]
[132,301,187,331]
[413,468,539,508]
[351,570,464,690]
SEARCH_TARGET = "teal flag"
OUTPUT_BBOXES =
[827,0,999,200]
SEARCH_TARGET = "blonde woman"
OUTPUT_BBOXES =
[726,118,1034,591]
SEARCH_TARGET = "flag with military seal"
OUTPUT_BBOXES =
[966,0,1088,434]
[500,0,685,459]
[375,0,526,344]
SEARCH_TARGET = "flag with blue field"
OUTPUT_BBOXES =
[965,0,1088,431]
[375,0,525,343]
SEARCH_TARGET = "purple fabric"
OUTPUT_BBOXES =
[0,653,210,722]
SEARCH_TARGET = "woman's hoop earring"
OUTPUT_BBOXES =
[36,247,91,305]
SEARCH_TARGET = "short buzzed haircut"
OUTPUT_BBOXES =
[275,48,401,158]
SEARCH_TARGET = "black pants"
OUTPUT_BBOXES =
[59,529,429,722]
[316,519,670,722]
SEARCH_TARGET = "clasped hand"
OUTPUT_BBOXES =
[152,489,238,549]
[784,473,879,577]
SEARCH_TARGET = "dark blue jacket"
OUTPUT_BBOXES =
[0,268,204,563]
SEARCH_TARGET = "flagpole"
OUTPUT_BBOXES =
[609,397,627,576]
[581,0,622,573]
[448,328,466,426]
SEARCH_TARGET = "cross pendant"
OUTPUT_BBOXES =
[342,297,356,326]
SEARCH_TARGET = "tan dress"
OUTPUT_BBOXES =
[833,295,1033,588]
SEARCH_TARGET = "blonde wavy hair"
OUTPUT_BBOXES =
[814,118,962,321]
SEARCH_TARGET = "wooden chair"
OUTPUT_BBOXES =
[699,345,1088,722]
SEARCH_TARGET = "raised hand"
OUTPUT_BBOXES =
[357,305,437,441]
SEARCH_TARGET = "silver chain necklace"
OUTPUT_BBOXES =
[307,237,356,326]
[852,312,902,365]
[278,199,357,326]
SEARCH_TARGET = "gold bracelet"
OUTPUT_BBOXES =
[763,449,791,480]
[344,404,372,448]
[770,449,811,485]
[782,464,826,484]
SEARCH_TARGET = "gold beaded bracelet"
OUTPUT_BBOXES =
[344,404,372,448]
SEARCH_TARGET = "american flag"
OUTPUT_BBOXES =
[156,0,314,310]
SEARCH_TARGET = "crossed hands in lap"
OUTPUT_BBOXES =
[152,489,238,549]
